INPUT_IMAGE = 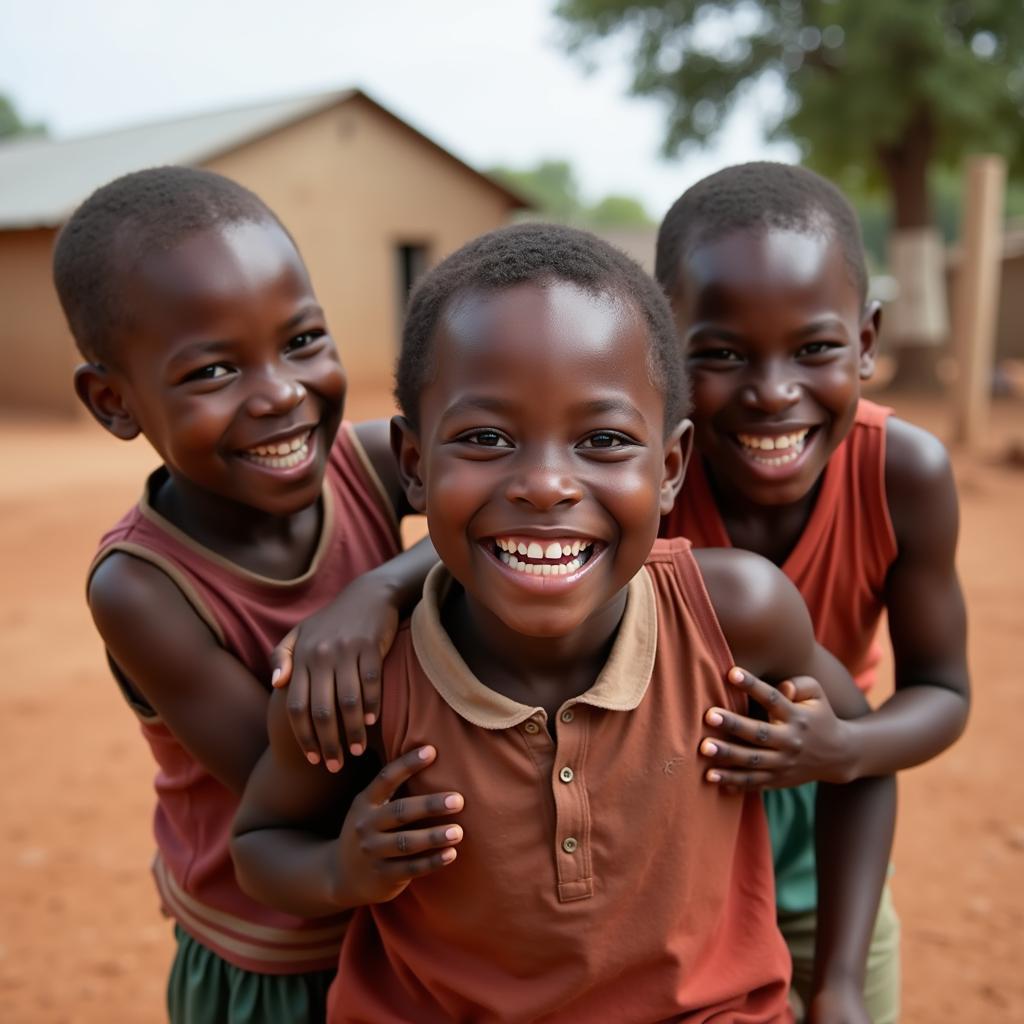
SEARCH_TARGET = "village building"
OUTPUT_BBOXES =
[0,89,527,416]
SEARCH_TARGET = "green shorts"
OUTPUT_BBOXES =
[779,884,901,1024]
[167,924,336,1024]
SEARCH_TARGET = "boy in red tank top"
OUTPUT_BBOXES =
[54,167,440,1023]
[655,163,970,1022]
[233,224,896,1023]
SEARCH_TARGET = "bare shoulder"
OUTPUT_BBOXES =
[693,547,814,678]
[353,418,408,517]
[884,416,959,546]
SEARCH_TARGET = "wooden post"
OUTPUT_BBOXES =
[951,155,1006,447]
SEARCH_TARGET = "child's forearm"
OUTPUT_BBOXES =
[811,773,896,999]
[844,684,969,779]
[232,829,348,918]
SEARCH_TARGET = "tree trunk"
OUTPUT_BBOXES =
[878,106,947,390]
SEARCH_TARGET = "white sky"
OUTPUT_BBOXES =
[0,0,797,219]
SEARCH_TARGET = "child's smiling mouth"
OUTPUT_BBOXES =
[485,536,599,579]
[238,428,314,471]
[732,426,819,468]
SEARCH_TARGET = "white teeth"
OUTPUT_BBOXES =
[245,431,312,465]
[736,429,810,463]
[517,542,528,556]
[494,540,592,577]
[527,541,544,559]
[544,542,562,559]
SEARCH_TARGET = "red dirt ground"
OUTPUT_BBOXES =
[1,390,1021,1023]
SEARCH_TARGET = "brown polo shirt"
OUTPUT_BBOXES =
[328,537,791,1023]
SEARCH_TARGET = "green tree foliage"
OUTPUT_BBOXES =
[554,1,1024,229]
[490,159,653,227]
[0,95,46,141]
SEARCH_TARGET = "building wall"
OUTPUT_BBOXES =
[207,95,517,398]
[0,228,81,416]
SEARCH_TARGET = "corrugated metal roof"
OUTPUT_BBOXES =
[0,88,527,229]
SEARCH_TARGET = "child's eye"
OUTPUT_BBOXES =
[688,347,744,363]
[578,431,632,450]
[797,340,843,358]
[184,363,232,382]
[457,429,512,448]
[286,329,326,353]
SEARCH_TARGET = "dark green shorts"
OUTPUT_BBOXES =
[167,925,336,1024]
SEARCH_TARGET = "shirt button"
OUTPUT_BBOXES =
[559,766,574,784]
[560,709,574,723]
[523,721,540,735]
[562,837,578,854]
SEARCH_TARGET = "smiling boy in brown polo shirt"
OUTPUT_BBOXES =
[232,224,895,1024]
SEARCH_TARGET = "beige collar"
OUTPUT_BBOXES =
[410,563,658,729]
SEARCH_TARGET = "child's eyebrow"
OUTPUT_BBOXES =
[790,317,850,337]
[278,304,325,332]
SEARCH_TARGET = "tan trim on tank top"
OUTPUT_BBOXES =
[134,478,336,588]
[410,565,658,729]
[154,853,348,946]
[342,421,401,540]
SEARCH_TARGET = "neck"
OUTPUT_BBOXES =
[152,471,322,579]
[442,584,629,717]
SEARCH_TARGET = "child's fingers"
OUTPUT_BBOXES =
[363,745,438,806]
[704,767,780,791]
[358,648,383,727]
[334,663,368,758]
[309,660,345,772]
[370,790,465,832]
[284,667,322,766]
[377,847,458,881]
[363,823,464,860]
[784,674,822,702]
[727,666,796,720]
[699,736,789,772]
[270,628,297,688]
[703,708,794,751]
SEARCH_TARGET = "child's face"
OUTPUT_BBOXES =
[98,220,346,517]
[669,227,877,507]
[397,280,687,640]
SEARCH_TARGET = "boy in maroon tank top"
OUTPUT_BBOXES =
[655,163,970,1021]
[233,224,896,1023]
[53,167,442,1023]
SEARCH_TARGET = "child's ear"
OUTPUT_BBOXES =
[390,415,426,514]
[859,301,882,380]
[659,418,693,516]
[74,363,141,440]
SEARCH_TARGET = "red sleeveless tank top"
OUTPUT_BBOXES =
[661,399,897,690]
[89,423,401,973]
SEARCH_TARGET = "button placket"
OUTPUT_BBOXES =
[551,704,593,902]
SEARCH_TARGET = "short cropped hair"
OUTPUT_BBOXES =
[53,166,283,364]
[396,222,689,430]
[655,162,868,304]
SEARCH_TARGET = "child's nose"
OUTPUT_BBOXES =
[740,365,800,414]
[505,460,583,511]
[246,371,307,417]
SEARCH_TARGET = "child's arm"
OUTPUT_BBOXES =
[697,419,968,788]
[697,549,895,1022]
[231,692,462,916]
[88,553,274,795]
[270,418,438,770]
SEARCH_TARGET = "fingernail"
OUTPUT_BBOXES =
[418,745,434,761]
[364,713,376,725]
[707,770,722,783]
[728,667,745,684]
[325,758,341,773]
[271,668,282,687]
[441,848,457,863]
[350,743,364,757]
[306,752,320,765]
[445,826,462,841]
[705,709,724,726]
[701,740,718,757]
[444,793,462,810]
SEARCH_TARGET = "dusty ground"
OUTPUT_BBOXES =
[0,389,1021,1023]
